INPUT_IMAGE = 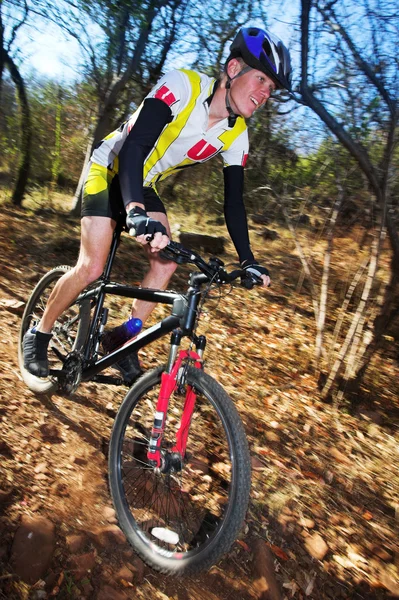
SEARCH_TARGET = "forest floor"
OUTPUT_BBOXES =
[0,196,398,600]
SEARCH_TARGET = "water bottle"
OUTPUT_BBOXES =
[102,317,143,352]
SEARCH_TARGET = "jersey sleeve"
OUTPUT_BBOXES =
[144,70,191,119]
[220,128,249,168]
[223,165,254,263]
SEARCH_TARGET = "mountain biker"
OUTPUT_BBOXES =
[23,26,292,385]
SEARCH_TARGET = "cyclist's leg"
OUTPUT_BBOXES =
[38,162,120,333]
[129,187,177,323]
[131,211,177,323]
[23,162,118,377]
[37,216,116,333]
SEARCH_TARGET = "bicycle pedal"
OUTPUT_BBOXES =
[91,374,125,386]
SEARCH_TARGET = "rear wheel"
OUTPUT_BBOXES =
[18,266,91,394]
[108,365,251,575]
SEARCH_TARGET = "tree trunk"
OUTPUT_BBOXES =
[315,185,343,366]
[0,13,4,95]
[300,0,399,394]
[4,51,31,206]
[70,0,160,215]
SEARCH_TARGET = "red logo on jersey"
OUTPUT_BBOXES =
[187,140,218,161]
[155,85,177,107]
[242,153,248,167]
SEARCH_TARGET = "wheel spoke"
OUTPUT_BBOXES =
[110,366,248,570]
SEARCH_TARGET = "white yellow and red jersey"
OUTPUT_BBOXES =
[91,69,249,187]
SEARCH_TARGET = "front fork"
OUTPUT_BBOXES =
[147,332,206,469]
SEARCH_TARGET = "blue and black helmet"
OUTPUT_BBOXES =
[227,27,292,91]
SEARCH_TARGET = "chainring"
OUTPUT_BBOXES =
[58,351,83,395]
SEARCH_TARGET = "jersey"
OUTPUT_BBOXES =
[91,69,249,188]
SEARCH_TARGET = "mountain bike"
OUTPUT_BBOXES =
[18,220,262,575]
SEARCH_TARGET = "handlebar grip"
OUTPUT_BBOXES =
[242,276,256,290]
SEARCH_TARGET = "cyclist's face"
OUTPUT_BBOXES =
[228,64,276,118]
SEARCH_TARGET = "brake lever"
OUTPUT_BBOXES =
[159,241,194,264]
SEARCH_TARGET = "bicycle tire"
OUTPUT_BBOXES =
[18,266,91,394]
[108,365,251,575]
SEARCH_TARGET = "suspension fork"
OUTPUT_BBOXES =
[147,334,206,468]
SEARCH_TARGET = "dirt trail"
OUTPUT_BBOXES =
[0,205,398,599]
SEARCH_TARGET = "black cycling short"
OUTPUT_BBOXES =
[81,162,166,220]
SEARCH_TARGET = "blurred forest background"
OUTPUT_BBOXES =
[1,0,398,402]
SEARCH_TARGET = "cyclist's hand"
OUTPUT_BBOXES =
[241,260,271,288]
[126,207,169,251]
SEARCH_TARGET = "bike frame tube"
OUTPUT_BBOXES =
[82,315,181,380]
[74,281,185,371]
[147,349,202,467]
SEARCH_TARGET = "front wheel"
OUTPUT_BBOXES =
[108,365,251,575]
[18,266,91,394]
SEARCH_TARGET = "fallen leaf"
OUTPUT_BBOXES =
[302,471,321,480]
[268,543,289,561]
[237,539,251,552]
[363,511,373,520]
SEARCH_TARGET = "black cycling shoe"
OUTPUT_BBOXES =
[23,328,52,378]
[102,329,142,386]
[114,352,143,386]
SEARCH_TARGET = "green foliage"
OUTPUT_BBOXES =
[0,76,95,189]
[0,76,21,179]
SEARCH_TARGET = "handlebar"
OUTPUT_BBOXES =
[160,241,263,289]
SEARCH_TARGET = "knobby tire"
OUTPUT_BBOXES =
[108,365,251,575]
[18,266,91,394]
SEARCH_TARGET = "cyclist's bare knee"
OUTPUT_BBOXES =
[75,216,115,285]
[74,259,105,286]
[146,247,177,278]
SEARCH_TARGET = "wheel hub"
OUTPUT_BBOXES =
[160,451,183,474]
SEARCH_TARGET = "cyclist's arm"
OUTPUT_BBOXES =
[223,165,255,263]
[118,98,173,210]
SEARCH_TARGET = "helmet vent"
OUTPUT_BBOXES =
[262,39,273,59]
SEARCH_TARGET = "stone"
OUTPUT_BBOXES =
[116,565,133,584]
[261,229,279,241]
[70,550,97,580]
[127,555,145,583]
[39,423,62,442]
[251,214,269,225]
[88,525,127,548]
[81,579,94,596]
[304,533,329,560]
[250,538,282,600]
[10,515,55,584]
[66,533,88,553]
[295,214,310,225]
[179,232,225,254]
[103,506,117,523]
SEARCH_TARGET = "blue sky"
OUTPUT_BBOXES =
[19,23,81,81]
[18,5,298,82]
